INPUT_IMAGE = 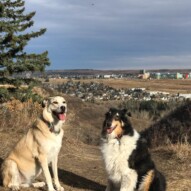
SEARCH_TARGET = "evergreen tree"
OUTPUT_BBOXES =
[0,0,50,76]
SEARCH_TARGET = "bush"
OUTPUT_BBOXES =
[0,87,43,104]
[0,77,41,86]
[0,99,42,133]
[141,100,191,146]
[120,99,186,121]
[0,88,11,102]
[0,77,43,103]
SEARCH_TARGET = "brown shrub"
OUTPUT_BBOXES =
[0,99,41,133]
[141,100,191,147]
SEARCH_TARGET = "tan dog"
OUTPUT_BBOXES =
[1,96,67,191]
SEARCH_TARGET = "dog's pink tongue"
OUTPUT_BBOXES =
[107,126,116,134]
[58,114,66,121]
[107,128,113,134]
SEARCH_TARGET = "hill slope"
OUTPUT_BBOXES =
[0,96,191,191]
[142,100,191,146]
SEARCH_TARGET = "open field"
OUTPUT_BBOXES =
[49,78,191,94]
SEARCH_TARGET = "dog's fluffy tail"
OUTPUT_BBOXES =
[150,170,166,191]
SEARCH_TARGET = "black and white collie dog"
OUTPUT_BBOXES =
[100,108,166,191]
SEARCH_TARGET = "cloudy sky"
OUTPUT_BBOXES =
[25,0,191,70]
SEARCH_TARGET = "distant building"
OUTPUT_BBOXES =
[138,70,150,79]
[140,69,146,74]
[155,73,161,79]
[184,73,189,79]
[103,75,111,79]
[176,73,183,79]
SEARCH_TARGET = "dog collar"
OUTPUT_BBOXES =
[47,122,54,131]
[41,117,60,135]
[48,122,61,135]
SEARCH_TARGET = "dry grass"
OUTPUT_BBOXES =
[0,89,190,191]
[141,101,191,147]
[0,99,41,139]
[153,141,191,162]
[168,141,191,161]
[152,141,191,191]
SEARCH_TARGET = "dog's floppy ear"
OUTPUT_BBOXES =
[127,112,132,117]
[42,99,48,108]
[109,108,117,113]
[121,109,132,117]
[121,109,127,115]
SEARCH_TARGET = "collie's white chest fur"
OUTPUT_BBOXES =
[101,130,140,183]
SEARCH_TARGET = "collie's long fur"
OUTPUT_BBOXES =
[1,96,67,191]
[100,108,166,191]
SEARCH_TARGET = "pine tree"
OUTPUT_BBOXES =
[0,0,50,76]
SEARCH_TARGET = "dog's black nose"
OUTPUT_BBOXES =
[106,121,111,128]
[60,106,65,113]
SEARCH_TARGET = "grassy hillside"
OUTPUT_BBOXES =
[142,100,191,146]
[0,87,190,191]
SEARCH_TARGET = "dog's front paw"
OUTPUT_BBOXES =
[54,181,64,191]
[9,185,20,191]
[47,185,56,191]
[56,185,64,191]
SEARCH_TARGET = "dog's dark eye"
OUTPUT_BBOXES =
[105,112,109,116]
[53,101,58,104]
[63,101,66,104]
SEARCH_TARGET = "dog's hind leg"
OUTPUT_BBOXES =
[149,170,166,191]
[2,159,21,191]
[32,181,46,188]
[138,170,154,191]
[20,181,45,189]
[20,183,30,188]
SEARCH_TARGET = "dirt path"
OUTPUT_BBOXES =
[0,135,191,191]
[58,138,106,191]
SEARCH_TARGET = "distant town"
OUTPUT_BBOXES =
[12,69,191,80]
[43,69,191,80]
[11,69,191,102]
